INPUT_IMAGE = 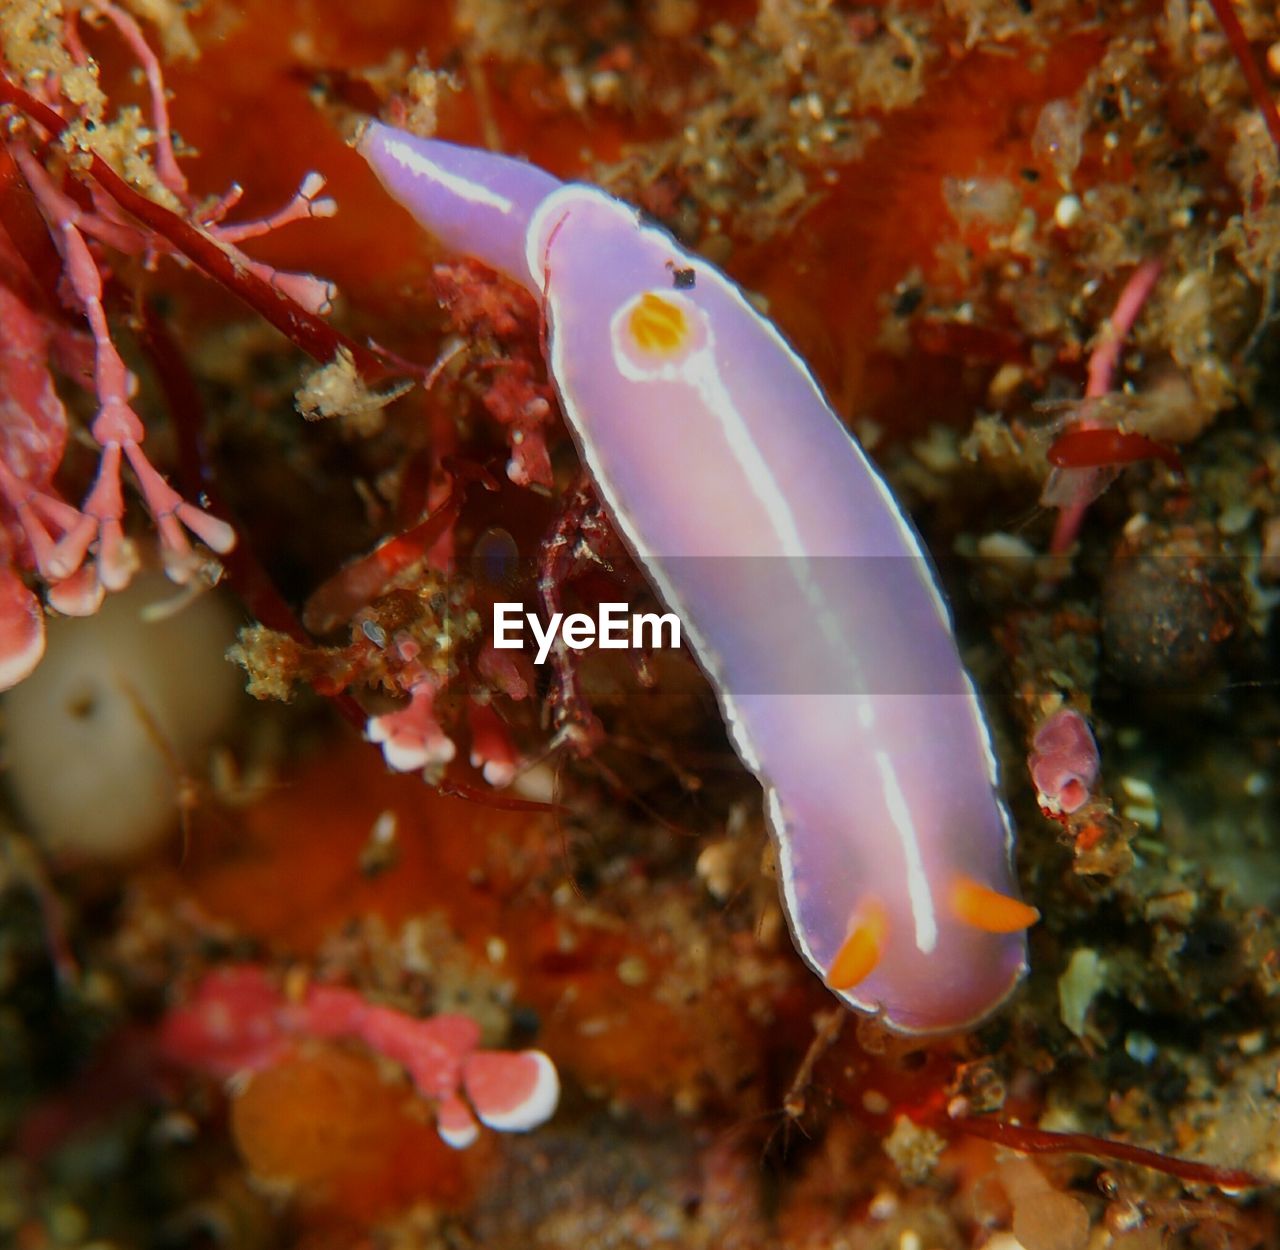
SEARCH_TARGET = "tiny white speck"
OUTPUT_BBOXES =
[1124,1031,1158,1064]
[1120,775,1156,804]
[1054,193,1082,228]
[370,809,397,845]
[1123,803,1161,831]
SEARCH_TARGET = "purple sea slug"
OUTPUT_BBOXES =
[359,122,1038,1034]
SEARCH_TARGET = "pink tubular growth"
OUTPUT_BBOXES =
[61,221,236,580]
[157,966,560,1149]
[468,699,522,787]
[1028,707,1100,816]
[0,566,45,689]
[83,1,191,205]
[366,665,458,777]
[1045,258,1162,554]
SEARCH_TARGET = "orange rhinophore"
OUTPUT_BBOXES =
[950,877,1040,934]
[826,902,887,990]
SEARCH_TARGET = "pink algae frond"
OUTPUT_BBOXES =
[0,2,347,690]
[366,668,458,779]
[0,565,45,690]
[157,966,560,1151]
[432,260,557,490]
[467,699,522,787]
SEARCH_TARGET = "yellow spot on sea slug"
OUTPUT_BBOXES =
[628,292,690,354]
[827,900,886,990]
[950,876,1040,933]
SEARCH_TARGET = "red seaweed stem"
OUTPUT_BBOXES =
[0,72,398,380]
[1205,0,1280,160]
[1046,257,1163,554]
[949,1112,1268,1191]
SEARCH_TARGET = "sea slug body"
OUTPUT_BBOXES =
[359,122,1038,1034]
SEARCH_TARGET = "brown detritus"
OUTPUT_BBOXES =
[232,576,481,709]
[998,1157,1091,1250]
[595,3,921,248]
[295,347,412,437]
[1100,524,1246,693]
[882,1114,947,1185]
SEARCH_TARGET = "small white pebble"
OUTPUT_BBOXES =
[977,531,1037,562]
[1120,776,1156,803]
[868,1190,898,1220]
[1244,771,1268,797]
[696,839,736,901]
[1121,512,1150,539]
[370,809,397,845]
[1059,948,1106,1038]
[616,956,649,986]
[486,937,507,965]
[898,1232,922,1250]
[1123,803,1161,831]
[862,1088,891,1115]
[1124,1031,1158,1064]
[987,362,1026,406]
[1218,502,1255,535]
[1054,193,1082,228]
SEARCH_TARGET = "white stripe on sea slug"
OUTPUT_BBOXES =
[378,133,515,216]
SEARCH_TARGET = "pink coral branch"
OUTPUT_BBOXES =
[0,71,398,380]
[58,220,236,584]
[366,666,457,776]
[84,0,191,205]
[209,172,336,244]
[10,144,142,255]
[468,699,521,787]
[0,566,45,689]
[0,9,411,693]
[157,966,560,1149]
[1085,258,1163,398]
